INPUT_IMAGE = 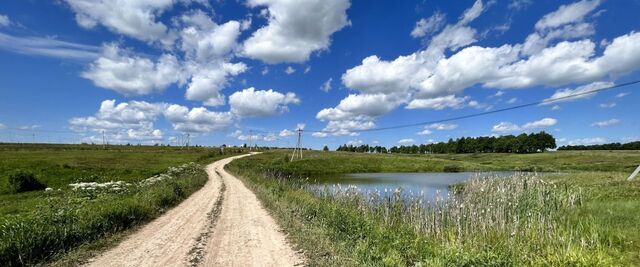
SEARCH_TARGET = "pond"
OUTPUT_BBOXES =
[311,172,529,201]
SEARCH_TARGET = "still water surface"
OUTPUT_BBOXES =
[312,172,525,201]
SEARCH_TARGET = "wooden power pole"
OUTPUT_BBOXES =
[290,129,303,162]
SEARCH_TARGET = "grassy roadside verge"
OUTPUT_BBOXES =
[226,150,639,266]
[0,144,243,266]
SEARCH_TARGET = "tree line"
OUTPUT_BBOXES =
[336,132,557,154]
[558,141,640,151]
[336,144,388,153]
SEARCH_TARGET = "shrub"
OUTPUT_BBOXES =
[443,164,461,172]
[7,170,46,193]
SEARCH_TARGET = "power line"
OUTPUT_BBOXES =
[2,79,637,145]
[304,79,640,134]
[2,127,78,134]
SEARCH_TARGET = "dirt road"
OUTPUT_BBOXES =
[85,153,302,267]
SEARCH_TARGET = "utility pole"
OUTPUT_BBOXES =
[185,133,190,149]
[248,130,253,151]
[102,130,106,149]
[290,129,303,162]
[32,133,35,144]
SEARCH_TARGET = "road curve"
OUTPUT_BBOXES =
[84,153,302,267]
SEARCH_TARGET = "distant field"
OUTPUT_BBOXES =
[227,150,640,266]
[262,150,640,176]
[0,144,231,191]
[0,144,244,266]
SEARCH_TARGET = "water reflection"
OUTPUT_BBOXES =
[311,172,529,201]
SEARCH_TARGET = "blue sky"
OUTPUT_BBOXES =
[0,0,639,149]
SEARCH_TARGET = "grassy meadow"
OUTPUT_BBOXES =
[226,150,640,266]
[0,143,244,266]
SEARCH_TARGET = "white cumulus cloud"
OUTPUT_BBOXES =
[492,117,557,133]
[82,44,183,96]
[164,104,234,133]
[63,0,190,45]
[398,138,416,145]
[242,0,351,64]
[229,87,300,117]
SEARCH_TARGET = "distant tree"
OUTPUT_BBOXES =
[323,145,329,152]
[558,141,639,151]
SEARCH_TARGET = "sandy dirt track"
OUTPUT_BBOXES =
[85,153,302,267]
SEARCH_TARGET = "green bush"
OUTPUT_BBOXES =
[7,170,46,193]
[442,164,461,172]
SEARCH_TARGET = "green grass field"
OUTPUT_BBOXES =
[227,150,640,266]
[2,145,638,266]
[0,144,245,266]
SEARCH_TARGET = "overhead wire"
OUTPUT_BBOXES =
[302,79,640,134]
[2,79,638,144]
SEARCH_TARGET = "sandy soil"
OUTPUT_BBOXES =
[201,154,303,267]
[84,153,302,267]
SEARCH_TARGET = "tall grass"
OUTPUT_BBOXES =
[318,175,580,242]
[0,163,207,266]
[229,158,621,266]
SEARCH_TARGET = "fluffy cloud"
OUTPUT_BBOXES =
[178,11,242,61]
[336,94,403,117]
[164,104,234,133]
[323,120,375,135]
[398,138,416,145]
[82,11,248,106]
[184,62,247,106]
[411,12,446,38]
[315,93,403,135]
[492,117,557,133]
[82,44,183,96]
[342,54,426,95]
[70,99,237,144]
[326,0,488,132]
[63,0,196,45]
[427,123,457,131]
[591,118,620,128]
[347,139,363,146]
[70,100,165,129]
[564,137,607,146]
[534,0,600,30]
[0,14,10,27]
[406,95,469,110]
[229,87,300,117]
[242,0,351,64]
[491,122,521,133]
[329,0,640,131]
[175,12,248,106]
[522,118,557,129]
[279,129,295,137]
[229,130,277,142]
[69,99,167,142]
[417,129,432,135]
[542,81,614,105]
